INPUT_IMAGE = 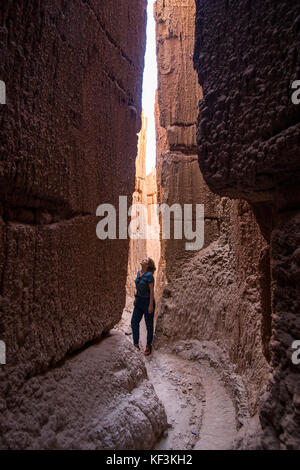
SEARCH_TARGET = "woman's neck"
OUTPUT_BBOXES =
[141,267,147,274]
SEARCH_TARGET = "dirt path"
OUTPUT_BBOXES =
[145,350,237,450]
[116,304,248,450]
[192,363,237,450]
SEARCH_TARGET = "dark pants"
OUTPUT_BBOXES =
[131,297,155,346]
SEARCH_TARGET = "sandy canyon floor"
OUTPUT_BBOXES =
[116,306,250,450]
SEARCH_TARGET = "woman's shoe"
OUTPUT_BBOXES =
[144,345,152,356]
[134,344,140,350]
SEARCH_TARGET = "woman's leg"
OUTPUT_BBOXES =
[131,303,143,345]
[144,299,155,346]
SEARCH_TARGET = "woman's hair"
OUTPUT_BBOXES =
[147,258,156,274]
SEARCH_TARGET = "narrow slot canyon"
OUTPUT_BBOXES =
[0,0,300,452]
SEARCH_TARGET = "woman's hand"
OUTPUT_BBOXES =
[148,304,153,314]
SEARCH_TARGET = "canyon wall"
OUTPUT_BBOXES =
[154,0,269,421]
[119,111,162,336]
[125,112,149,300]
[0,0,167,449]
[125,112,161,301]
[194,0,300,449]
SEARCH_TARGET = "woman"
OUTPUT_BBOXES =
[131,257,156,356]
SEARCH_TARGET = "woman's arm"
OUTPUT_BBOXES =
[148,281,154,314]
[134,270,139,306]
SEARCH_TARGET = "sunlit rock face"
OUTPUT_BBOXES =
[194,0,300,449]
[155,0,202,153]
[0,0,169,450]
[154,0,269,429]
[125,112,149,301]
[154,0,219,268]
[119,111,161,333]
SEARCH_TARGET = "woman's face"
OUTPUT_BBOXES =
[140,258,149,268]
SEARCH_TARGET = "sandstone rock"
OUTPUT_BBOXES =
[154,0,220,279]
[0,0,149,447]
[194,0,300,449]
[0,0,146,389]
[233,414,264,450]
[117,110,161,337]
[0,331,168,450]
[155,0,202,151]
[194,0,300,202]
[125,111,148,300]
[158,151,221,277]
[259,213,300,449]
[154,0,269,421]
[154,198,269,415]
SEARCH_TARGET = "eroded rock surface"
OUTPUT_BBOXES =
[155,0,202,153]
[155,198,270,415]
[0,0,161,450]
[194,0,300,203]
[118,111,162,335]
[0,331,168,450]
[147,339,249,450]
[154,0,269,430]
[194,0,300,449]
[0,0,146,387]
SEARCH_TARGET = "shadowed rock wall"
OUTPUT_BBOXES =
[194,0,300,204]
[0,0,170,450]
[194,0,300,449]
[154,0,269,421]
[0,0,146,392]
